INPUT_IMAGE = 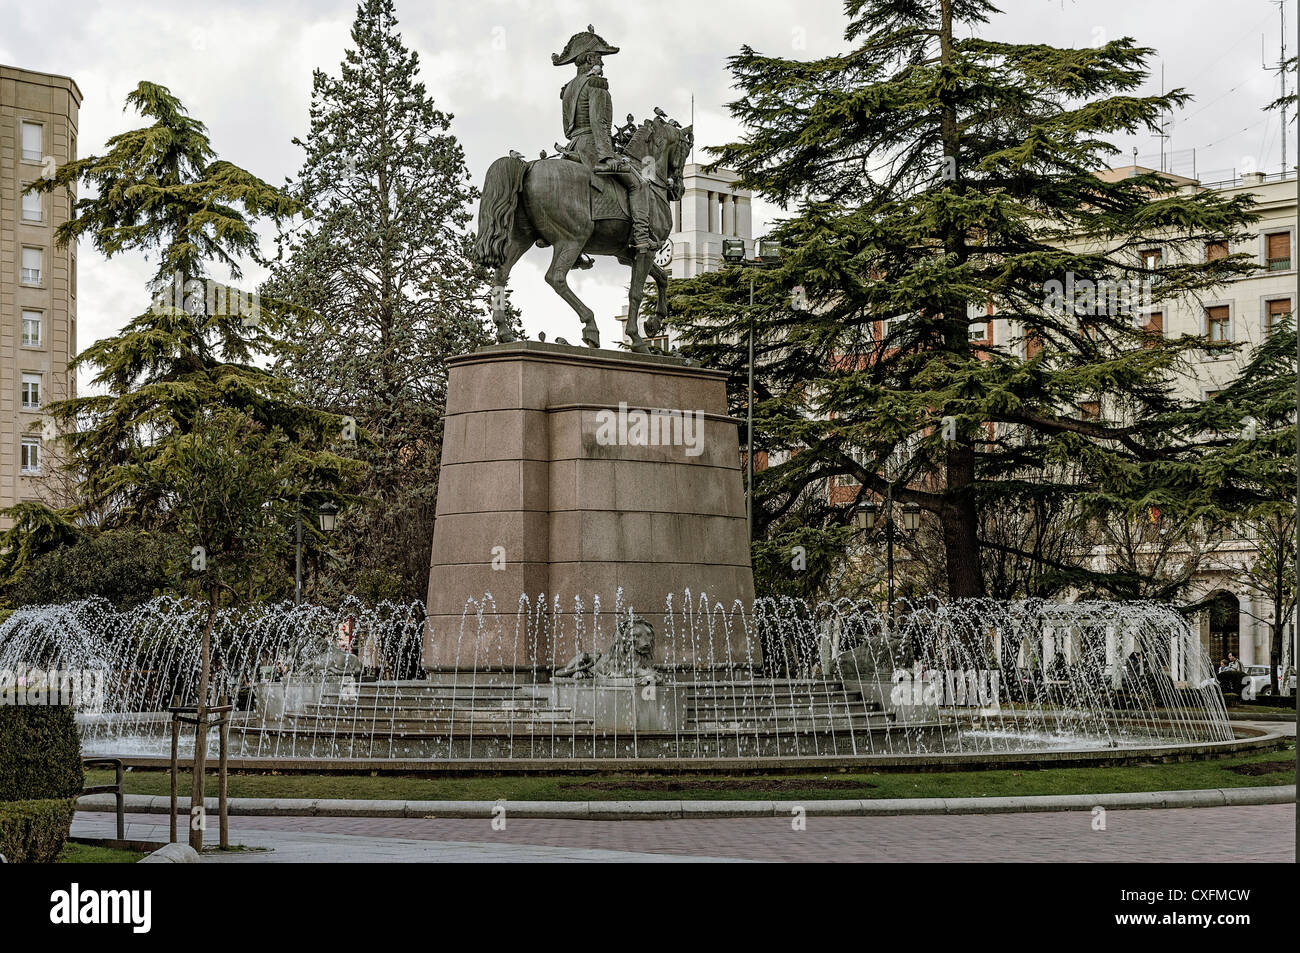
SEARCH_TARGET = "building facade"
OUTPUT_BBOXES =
[618,163,754,349]
[962,166,1297,668]
[1,65,80,524]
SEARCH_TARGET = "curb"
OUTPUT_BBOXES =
[1226,711,1296,723]
[77,785,1296,820]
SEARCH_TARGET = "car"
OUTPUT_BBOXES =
[1239,665,1290,700]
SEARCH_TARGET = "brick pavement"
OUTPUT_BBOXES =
[73,803,1294,863]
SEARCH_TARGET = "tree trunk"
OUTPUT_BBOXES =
[936,0,985,601]
[943,442,985,598]
[188,587,217,852]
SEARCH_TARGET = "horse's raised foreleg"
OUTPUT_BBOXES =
[545,241,600,348]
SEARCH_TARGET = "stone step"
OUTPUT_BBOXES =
[685,697,876,712]
[283,715,592,733]
[286,708,582,726]
[319,685,532,699]
[685,686,858,698]
[692,715,895,732]
[316,693,546,708]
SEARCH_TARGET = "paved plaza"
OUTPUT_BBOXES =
[72,803,1295,863]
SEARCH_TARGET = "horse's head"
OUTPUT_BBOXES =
[666,122,693,200]
[627,115,693,199]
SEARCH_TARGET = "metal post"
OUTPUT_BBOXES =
[113,761,124,841]
[747,274,755,540]
[294,492,303,605]
[168,695,178,844]
[886,482,895,631]
[218,694,229,850]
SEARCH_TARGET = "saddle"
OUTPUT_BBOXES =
[590,169,631,221]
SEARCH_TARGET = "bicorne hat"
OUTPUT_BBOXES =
[552,25,619,66]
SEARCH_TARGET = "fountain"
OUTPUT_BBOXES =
[0,592,1238,763]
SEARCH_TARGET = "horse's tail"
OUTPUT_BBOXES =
[474,155,528,268]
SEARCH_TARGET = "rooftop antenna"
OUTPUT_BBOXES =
[1263,0,1289,174]
[1156,62,1171,172]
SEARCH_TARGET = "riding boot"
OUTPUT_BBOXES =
[627,183,653,252]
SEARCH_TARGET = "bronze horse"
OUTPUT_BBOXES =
[474,116,692,351]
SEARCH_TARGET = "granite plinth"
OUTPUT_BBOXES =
[424,341,757,671]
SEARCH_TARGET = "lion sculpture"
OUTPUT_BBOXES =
[554,615,659,684]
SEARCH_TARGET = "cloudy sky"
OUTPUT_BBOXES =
[3,0,1294,372]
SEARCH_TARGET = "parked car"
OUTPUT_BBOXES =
[1239,665,1295,700]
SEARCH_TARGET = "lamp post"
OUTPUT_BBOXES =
[855,490,921,630]
[722,237,785,540]
[295,499,340,604]
[294,493,303,605]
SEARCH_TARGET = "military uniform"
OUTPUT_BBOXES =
[553,27,652,251]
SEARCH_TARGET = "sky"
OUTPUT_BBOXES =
[2,0,1295,375]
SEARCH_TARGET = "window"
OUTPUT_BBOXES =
[1141,311,1163,346]
[21,310,42,347]
[21,373,42,409]
[21,184,42,223]
[968,320,989,341]
[21,438,41,474]
[1078,400,1100,420]
[21,247,43,285]
[1265,232,1291,271]
[1139,248,1162,271]
[1205,240,1228,261]
[1205,305,1231,343]
[1265,298,1292,336]
[21,121,42,162]
[1024,330,1043,359]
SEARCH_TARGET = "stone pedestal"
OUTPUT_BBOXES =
[424,341,757,671]
[548,679,688,731]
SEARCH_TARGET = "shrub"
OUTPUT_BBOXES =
[0,706,84,801]
[4,529,184,609]
[0,799,78,863]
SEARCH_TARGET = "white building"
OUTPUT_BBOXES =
[618,163,755,349]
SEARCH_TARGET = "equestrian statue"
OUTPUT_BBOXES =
[473,26,693,352]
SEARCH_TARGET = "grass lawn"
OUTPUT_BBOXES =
[58,841,145,863]
[83,745,1296,802]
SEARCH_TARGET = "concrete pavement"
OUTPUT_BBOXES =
[72,802,1296,863]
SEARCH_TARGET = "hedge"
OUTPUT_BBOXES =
[0,798,78,863]
[0,705,84,801]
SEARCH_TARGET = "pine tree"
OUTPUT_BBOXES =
[30,81,352,529]
[28,82,359,846]
[670,0,1264,604]
[265,0,492,602]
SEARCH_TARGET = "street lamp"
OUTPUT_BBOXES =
[317,501,339,534]
[296,499,341,605]
[856,491,921,629]
[722,238,783,541]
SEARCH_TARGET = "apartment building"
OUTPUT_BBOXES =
[1,64,80,525]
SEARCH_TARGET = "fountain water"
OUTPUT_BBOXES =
[0,593,1232,762]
